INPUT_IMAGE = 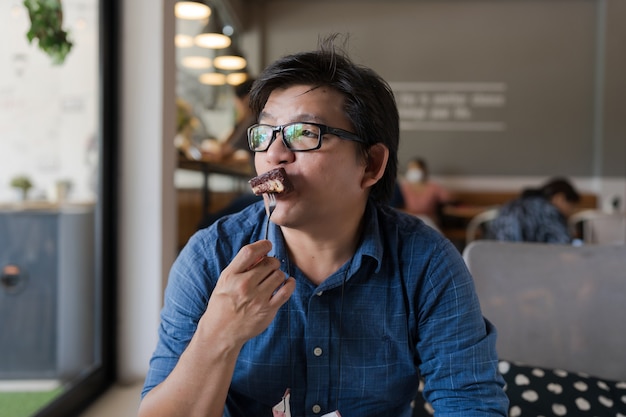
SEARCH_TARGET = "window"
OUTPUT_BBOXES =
[0,1,117,416]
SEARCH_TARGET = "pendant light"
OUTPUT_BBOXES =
[213,43,247,71]
[175,34,194,48]
[195,10,231,49]
[181,56,212,70]
[199,72,226,85]
[175,1,211,20]
[226,72,248,86]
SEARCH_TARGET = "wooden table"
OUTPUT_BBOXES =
[177,156,254,215]
[442,204,496,221]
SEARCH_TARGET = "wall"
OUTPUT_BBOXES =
[243,0,625,209]
[117,0,177,382]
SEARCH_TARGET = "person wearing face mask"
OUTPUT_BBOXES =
[398,157,454,226]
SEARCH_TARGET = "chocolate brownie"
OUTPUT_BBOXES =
[249,167,293,195]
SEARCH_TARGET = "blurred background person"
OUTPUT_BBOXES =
[215,78,257,164]
[398,157,454,227]
[197,78,261,230]
[486,177,581,243]
[174,97,208,160]
[200,78,257,170]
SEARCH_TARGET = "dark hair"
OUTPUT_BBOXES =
[234,78,255,99]
[522,177,581,203]
[248,34,399,204]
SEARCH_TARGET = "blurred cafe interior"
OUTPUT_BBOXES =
[1,0,625,416]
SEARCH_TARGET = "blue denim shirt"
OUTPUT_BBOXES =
[143,200,508,417]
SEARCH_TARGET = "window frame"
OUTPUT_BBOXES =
[34,0,118,415]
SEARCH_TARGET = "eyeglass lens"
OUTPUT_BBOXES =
[250,123,322,152]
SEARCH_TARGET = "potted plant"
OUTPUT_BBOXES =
[54,179,73,202]
[10,175,34,201]
[23,0,73,65]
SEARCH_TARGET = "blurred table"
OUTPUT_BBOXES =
[177,156,254,216]
[442,205,496,220]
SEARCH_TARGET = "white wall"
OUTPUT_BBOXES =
[117,0,177,383]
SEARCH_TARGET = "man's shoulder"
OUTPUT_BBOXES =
[193,200,265,244]
[376,204,446,243]
[217,199,264,225]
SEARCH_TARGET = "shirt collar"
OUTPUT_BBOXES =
[357,200,384,274]
[269,199,384,279]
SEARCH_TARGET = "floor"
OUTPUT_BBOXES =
[79,381,143,417]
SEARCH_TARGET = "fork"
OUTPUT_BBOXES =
[264,193,277,240]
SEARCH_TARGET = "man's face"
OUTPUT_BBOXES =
[551,192,577,218]
[254,85,369,232]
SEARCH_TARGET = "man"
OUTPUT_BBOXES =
[486,177,581,243]
[139,35,508,417]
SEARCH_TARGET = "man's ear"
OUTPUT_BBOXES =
[361,143,389,189]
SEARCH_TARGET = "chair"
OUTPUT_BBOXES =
[463,240,626,381]
[414,214,441,234]
[568,209,626,244]
[464,207,499,244]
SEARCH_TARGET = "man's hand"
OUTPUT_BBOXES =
[199,240,295,346]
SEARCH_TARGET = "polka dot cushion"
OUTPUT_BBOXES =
[500,360,626,417]
[412,360,626,417]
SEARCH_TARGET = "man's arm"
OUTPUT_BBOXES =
[138,240,295,417]
[416,242,509,416]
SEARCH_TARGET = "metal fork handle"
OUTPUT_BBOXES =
[264,194,276,240]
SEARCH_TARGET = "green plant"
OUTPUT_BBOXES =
[10,175,33,191]
[23,0,73,65]
[10,175,34,200]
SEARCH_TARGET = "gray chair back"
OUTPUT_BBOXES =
[463,240,626,381]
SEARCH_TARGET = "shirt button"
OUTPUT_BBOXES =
[316,291,323,296]
[313,347,323,356]
[312,404,322,414]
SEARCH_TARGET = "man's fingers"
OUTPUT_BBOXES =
[268,277,296,307]
[227,240,273,273]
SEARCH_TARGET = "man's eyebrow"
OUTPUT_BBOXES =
[257,112,326,124]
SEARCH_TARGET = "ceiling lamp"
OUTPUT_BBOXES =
[175,34,194,48]
[199,72,226,85]
[175,1,211,20]
[226,72,248,86]
[213,45,247,71]
[181,56,212,70]
[214,55,246,71]
[195,11,231,49]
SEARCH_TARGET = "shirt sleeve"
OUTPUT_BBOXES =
[141,231,219,398]
[416,240,509,416]
[141,205,262,399]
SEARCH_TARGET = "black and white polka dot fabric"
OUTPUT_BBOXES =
[500,360,626,417]
[412,360,626,417]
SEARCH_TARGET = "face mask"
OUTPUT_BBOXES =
[406,168,424,183]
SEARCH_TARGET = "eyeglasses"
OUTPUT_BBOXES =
[247,122,365,152]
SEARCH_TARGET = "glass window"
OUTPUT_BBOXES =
[0,1,116,416]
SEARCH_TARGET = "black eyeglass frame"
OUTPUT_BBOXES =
[247,121,365,152]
